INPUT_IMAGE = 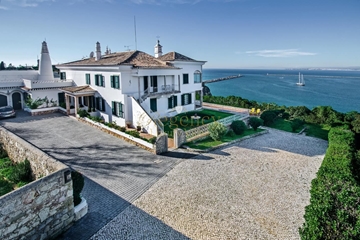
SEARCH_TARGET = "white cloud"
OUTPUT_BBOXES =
[1,0,56,8]
[0,5,9,9]
[243,49,317,58]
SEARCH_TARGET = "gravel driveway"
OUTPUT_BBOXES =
[92,129,328,239]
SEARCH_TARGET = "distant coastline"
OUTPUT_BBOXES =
[202,69,360,113]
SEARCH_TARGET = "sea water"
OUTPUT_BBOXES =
[203,69,360,113]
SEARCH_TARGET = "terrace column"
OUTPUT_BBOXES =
[148,76,150,93]
[164,75,166,91]
[74,96,79,116]
[65,94,70,115]
[178,75,180,91]
[138,77,140,101]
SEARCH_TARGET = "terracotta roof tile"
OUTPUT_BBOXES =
[60,85,95,93]
[158,52,196,61]
[58,51,176,69]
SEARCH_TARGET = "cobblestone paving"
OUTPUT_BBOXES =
[0,112,184,240]
[92,129,328,239]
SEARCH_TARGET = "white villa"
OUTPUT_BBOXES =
[0,41,206,136]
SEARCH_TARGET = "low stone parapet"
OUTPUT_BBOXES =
[0,127,74,240]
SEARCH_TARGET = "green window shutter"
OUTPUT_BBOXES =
[115,76,120,89]
[118,103,124,118]
[168,97,172,109]
[174,96,178,106]
[86,74,90,84]
[101,98,105,111]
[183,74,189,84]
[95,97,99,110]
[110,76,113,88]
[181,95,184,105]
[101,76,105,87]
[95,75,99,86]
[189,94,192,104]
[112,101,115,114]
[150,98,157,112]
[58,93,65,104]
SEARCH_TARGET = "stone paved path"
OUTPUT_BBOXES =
[0,112,189,239]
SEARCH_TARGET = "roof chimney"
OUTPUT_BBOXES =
[96,42,101,61]
[38,41,54,81]
[154,40,162,58]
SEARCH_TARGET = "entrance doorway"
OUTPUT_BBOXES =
[0,95,7,107]
[12,92,22,110]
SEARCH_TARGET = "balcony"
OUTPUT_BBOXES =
[146,84,180,96]
[23,79,73,89]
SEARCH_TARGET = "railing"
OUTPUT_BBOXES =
[141,84,180,102]
[185,114,244,140]
[149,109,164,133]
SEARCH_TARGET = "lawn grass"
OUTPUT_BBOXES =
[186,128,264,150]
[162,109,233,137]
[267,118,329,140]
[305,123,330,141]
[268,118,293,132]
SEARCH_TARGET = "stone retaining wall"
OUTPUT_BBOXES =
[0,127,74,240]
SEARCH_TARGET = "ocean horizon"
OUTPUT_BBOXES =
[202,68,360,113]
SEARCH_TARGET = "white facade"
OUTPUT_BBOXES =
[56,42,206,135]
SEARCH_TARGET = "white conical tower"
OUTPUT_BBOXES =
[154,40,162,58]
[38,41,54,81]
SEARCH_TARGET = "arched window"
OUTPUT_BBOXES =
[194,70,202,83]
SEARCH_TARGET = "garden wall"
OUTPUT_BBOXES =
[0,127,74,240]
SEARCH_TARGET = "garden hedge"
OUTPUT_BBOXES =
[299,127,360,239]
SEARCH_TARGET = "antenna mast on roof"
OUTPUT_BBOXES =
[134,16,137,51]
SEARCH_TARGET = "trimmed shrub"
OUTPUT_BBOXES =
[248,117,263,131]
[299,127,360,239]
[125,130,140,138]
[71,171,85,206]
[77,109,90,118]
[208,122,227,141]
[230,120,247,135]
[149,137,157,144]
[260,111,277,126]
[226,129,236,137]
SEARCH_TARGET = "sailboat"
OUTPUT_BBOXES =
[297,72,305,86]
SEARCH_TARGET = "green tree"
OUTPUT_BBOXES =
[260,110,277,126]
[248,117,263,131]
[0,61,5,70]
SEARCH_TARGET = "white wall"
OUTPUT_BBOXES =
[131,97,158,136]
[28,89,61,108]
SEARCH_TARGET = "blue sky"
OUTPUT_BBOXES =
[0,0,359,69]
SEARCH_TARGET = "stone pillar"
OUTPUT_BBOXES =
[173,128,186,149]
[65,94,70,115]
[155,133,168,154]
